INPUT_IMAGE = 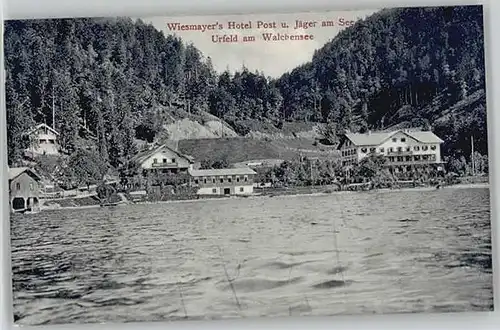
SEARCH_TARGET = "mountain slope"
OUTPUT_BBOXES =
[276,5,487,158]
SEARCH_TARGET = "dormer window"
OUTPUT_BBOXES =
[361,147,368,153]
[431,145,436,150]
[422,146,429,151]
[369,147,376,153]
[414,146,420,151]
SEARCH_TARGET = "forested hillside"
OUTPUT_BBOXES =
[4,5,488,171]
[277,5,487,158]
[4,18,282,167]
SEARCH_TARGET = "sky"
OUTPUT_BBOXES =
[141,9,378,78]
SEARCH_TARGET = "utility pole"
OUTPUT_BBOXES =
[471,135,475,176]
[309,159,314,186]
[52,85,56,130]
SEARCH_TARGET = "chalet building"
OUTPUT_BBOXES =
[25,123,60,156]
[337,129,445,175]
[8,167,43,213]
[188,167,257,196]
[132,143,195,176]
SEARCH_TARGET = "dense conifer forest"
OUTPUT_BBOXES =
[4,5,487,175]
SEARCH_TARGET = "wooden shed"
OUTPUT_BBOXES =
[8,167,43,213]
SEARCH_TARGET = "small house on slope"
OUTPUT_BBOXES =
[25,123,60,156]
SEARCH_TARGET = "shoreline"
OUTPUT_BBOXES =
[38,182,490,212]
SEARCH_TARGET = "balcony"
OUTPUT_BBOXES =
[151,162,180,168]
[386,159,442,166]
[387,149,413,156]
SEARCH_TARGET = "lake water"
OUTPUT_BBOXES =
[10,187,493,325]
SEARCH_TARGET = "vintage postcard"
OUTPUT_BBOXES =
[4,4,492,326]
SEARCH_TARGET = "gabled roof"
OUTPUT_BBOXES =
[26,123,60,136]
[9,167,42,181]
[132,143,194,164]
[405,131,444,144]
[344,131,394,146]
[188,167,256,177]
[338,129,443,148]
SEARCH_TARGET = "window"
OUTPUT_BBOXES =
[380,148,385,153]
[194,179,199,184]
[431,145,437,150]
[172,158,176,163]
[49,140,55,144]
[405,156,411,162]
[236,177,240,182]
[415,155,421,161]
[204,178,207,184]
[244,176,248,182]
[212,188,217,194]
[397,156,403,162]
[163,158,167,163]
[220,178,224,183]
[370,147,376,153]
[228,177,232,183]
[388,147,394,152]
[422,146,428,151]
[397,147,402,152]
[406,147,411,152]
[29,183,34,191]
[240,187,244,192]
[392,138,397,142]
[212,178,216,184]
[16,183,20,190]
[361,147,367,153]
[401,138,406,142]
[153,158,158,164]
[414,146,420,151]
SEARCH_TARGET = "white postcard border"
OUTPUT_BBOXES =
[1,0,498,330]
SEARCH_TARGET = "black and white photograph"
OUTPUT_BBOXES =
[3,4,493,326]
